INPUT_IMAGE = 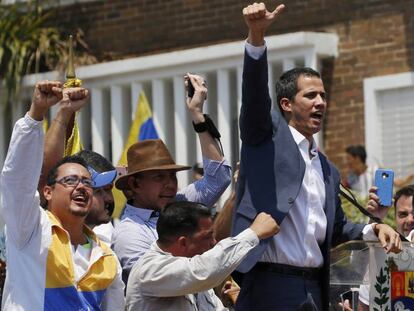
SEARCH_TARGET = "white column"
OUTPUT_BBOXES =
[305,50,318,70]
[91,88,107,157]
[217,69,233,207]
[131,82,143,119]
[282,59,295,72]
[173,76,189,189]
[152,79,167,142]
[78,102,91,150]
[110,85,129,163]
[217,69,232,164]
[11,99,24,125]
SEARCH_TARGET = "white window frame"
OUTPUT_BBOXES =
[364,72,414,169]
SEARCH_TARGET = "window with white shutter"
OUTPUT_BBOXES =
[364,72,414,179]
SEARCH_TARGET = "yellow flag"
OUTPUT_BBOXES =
[43,118,49,133]
[112,92,158,218]
[63,113,83,156]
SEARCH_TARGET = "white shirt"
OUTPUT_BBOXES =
[261,126,327,267]
[93,222,115,247]
[71,243,92,282]
[126,228,259,311]
[0,114,125,310]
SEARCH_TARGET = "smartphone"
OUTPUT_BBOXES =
[375,169,394,207]
[187,77,195,98]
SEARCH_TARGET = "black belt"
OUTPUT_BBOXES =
[254,262,321,281]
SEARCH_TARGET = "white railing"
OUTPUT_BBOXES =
[0,31,338,205]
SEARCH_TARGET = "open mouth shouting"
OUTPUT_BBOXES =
[310,111,324,123]
[71,190,90,207]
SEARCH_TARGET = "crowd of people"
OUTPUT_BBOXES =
[0,2,411,311]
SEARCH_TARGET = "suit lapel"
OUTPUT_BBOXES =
[318,151,335,248]
[318,152,331,211]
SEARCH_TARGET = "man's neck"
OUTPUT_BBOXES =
[157,240,185,257]
[48,207,88,246]
[131,198,155,210]
[62,219,88,246]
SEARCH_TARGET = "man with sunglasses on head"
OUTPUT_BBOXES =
[0,81,124,310]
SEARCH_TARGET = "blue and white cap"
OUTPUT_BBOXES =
[88,166,117,188]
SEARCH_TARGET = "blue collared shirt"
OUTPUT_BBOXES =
[112,157,231,284]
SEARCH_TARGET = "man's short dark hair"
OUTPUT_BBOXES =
[345,145,367,164]
[394,185,414,209]
[76,150,115,173]
[275,67,321,114]
[157,201,212,245]
[46,155,89,186]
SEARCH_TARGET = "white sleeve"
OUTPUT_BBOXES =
[362,223,378,241]
[358,284,370,306]
[138,229,259,297]
[245,40,266,60]
[0,114,43,248]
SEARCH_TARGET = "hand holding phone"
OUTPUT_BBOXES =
[374,169,394,207]
[186,76,195,98]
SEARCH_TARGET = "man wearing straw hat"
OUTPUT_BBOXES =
[112,73,232,284]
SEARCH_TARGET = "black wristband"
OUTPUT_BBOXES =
[193,119,208,133]
[192,114,221,139]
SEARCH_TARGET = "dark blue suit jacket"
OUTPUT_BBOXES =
[232,50,365,308]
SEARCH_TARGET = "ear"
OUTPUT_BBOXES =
[177,236,187,249]
[279,98,292,113]
[43,185,53,201]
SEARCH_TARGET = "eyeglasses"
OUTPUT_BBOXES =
[55,175,94,188]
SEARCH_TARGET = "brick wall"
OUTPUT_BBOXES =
[57,0,414,176]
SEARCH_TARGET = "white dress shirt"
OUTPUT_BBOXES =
[261,126,327,267]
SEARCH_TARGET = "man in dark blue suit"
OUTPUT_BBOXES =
[232,3,402,310]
